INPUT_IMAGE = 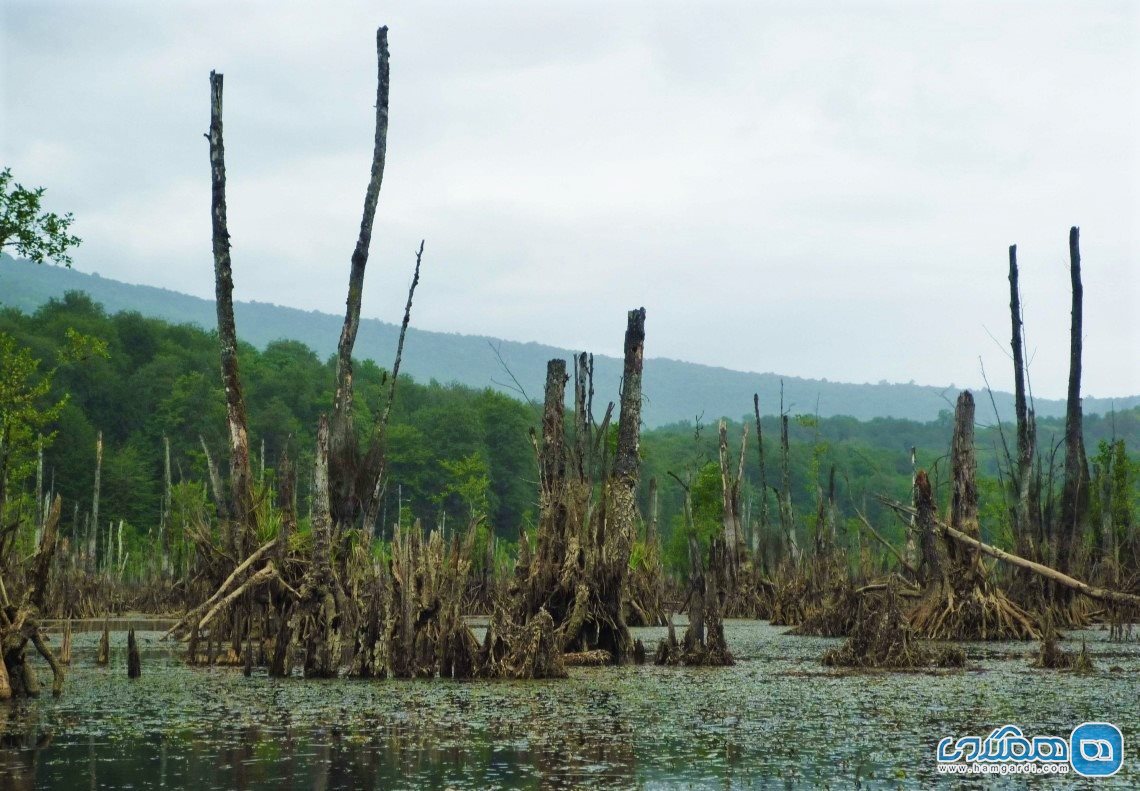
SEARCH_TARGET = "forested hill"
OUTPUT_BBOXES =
[3,256,1136,426]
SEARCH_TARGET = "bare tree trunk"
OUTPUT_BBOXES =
[199,436,230,551]
[360,241,424,531]
[208,70,256,552]
[541,359,568,496]
[948,391,981,573]
[915,470,944,587]
[330,27,391,524]
[904,446,919,570]
[600,307,646,662]
[752,394,769,558]
[718,420,739,573]
[1058,226,1089,577]
[161,435,172,576]
[777,393,800,563]
[89,431,102,574]
[612,308,645,490]
[34,439,43,546]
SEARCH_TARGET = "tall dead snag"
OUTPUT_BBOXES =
[330,26,390,526]
[1007,245,1038,558]
[602,307,646,660]
[908,392,1039,640]
[1057,226,1090,592]
[208,70,256,554]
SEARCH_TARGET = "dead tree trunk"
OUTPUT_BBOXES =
[600,307,646,662]
[89,431,102,574]
[777,402,800,564]
[329,26,391,525]
[717,420,746,578]
[1057,226,1090,582]
[127,629,140,678]
[948,391,981,572]
[298,416,340,678]
[1007,245,1038,556]
[161,435,172,576]
[752,394,770,560]
[208,70,256,554]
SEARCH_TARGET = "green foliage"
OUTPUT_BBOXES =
[0,326,107,512]
[663,462,724,577]
[435,451,490,522]
[0,168,81,266]
[1090,439,1137,557]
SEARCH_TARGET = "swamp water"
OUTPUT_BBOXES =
[1,620,1136,789]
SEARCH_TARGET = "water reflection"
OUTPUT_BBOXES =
[1,623,1136,789]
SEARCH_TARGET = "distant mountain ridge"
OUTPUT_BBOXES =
[2,256,1136,426]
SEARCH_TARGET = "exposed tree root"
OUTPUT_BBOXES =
[822,584,963,670]
[909,581,1040,641]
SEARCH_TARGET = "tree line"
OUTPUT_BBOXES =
[2,292,1135,582]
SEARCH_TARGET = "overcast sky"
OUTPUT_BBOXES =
[3,0,1137,399]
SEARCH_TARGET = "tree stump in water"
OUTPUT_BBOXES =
[127,629,141,678]
[60,620,73,666]
[96,622,109,666]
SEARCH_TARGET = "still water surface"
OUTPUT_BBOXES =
[1,621,1136,789]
